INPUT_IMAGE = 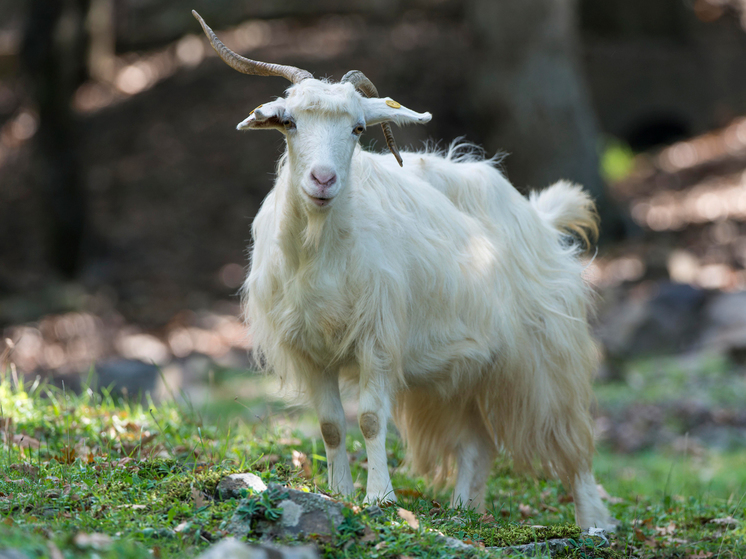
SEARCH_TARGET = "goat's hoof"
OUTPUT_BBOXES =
[363,491,397,506]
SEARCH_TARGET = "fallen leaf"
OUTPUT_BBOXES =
[655,522,676,536]
[685,553,713,559]
[191,487,206,508]
[397,507,419,530]
[360,525,378,544]
[56,447,76,465]
[73,532,113,550]
[518,504,534,518]
[479,513,495,523]
[709,516,738,527]
[558,494,574,504]
[596,484,624,504]
[396,488,423,499]
[540,503,559,513]
[12,434,40,449]
[10,462,38,478]
[47,542,64,559]
[291,450,312,478]
[634,528,657,547]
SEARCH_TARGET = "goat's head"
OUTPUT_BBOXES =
[193,11,431,209]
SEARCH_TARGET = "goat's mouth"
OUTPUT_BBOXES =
[307,194,333,207]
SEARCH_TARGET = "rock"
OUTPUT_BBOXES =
[226,484,346,539]
[195,538,318,559]
[488,529,609,557]
[94,359,160,399]
[217,473,268,500]
[0,550,30,559]
[699,292,746,359]
[597,282,707,359]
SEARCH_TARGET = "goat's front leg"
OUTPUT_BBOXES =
[308,372,354,497]
[359,375,396,504]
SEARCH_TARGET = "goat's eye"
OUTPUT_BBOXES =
[282,118,296,130]
[353,125,365,136]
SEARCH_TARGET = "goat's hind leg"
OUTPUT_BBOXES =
[451,416,496,512]
[572,470,616,531]
[309,373,354,496]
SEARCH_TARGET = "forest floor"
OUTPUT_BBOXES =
[1,370,745,559]
[2,58,746,558]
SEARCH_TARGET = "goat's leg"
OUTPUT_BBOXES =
[451,424,496,512]
[359,377,396,504]
[308,373,354,497]
[571,470,616,531]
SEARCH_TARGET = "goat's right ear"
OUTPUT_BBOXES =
[362,97,432,128]
[237,99,287,131]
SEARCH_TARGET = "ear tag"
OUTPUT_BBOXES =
[385,99,401,109]
[250,104,263,115]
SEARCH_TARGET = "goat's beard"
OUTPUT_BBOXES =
[302,211,327,251]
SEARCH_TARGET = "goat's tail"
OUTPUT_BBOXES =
[528,180,599,249]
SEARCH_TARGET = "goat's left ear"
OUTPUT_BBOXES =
[362,97,432,127]
[236,99,287,131]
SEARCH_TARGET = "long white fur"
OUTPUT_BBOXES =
[242,79,614,530]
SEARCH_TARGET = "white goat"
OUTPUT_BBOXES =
[194,11,614,530]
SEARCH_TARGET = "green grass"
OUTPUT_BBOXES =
[1,372,744,558]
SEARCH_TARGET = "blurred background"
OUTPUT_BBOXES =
[3,0,746,492]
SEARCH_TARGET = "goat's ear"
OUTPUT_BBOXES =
[237,99,287,131]
[362,97,432,128]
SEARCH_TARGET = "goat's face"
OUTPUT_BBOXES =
[237,80,431,209]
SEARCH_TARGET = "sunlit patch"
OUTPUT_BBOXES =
[630,173,746,231]
[175,34,205,67]
[464,234,496,275]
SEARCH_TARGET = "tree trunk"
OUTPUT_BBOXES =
[21,0,90,277]
[466,0,623,241]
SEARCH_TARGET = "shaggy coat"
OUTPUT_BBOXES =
[242,79,613,530]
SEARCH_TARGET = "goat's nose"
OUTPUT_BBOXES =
[310,167,337,188]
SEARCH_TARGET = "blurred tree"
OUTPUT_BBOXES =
[466,0,623,241]
[21,0,90,277]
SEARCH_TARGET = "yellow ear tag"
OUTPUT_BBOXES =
[385,99,401,109]
[250,104,263,115]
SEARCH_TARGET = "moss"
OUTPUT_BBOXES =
[444,522,581,547]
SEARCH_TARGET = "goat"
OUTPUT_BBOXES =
[193,11,614,530]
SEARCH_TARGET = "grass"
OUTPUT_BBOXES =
[0,370,745,558]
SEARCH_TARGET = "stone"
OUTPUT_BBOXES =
[195,538,318,559]
[216,473,268,500]
[597,282,707,359]
[487,529,609,557]
[0,551,30,559]
[226,484,346,540]
[94,359,160,399]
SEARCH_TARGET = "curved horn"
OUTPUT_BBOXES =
[342,70,403,167]
[192,10,312,84]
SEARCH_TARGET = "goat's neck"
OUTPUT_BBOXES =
[277,171,354,268]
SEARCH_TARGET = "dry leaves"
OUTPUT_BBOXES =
[518,503,535,518]
[359,525,378,544]
[397,507,419,530]
[597,484,624,505]
[708,516,738,527]
[73,532,113,550]
[191,486,207,508]
[291,450,312,479]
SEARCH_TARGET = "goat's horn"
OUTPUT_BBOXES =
[342,70,403,167]
[192,10,312,84]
